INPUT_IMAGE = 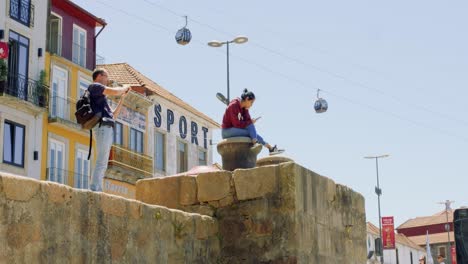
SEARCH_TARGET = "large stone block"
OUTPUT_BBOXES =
[42,182,73,204]
[233,166,279,201]
[179,176,197,205]
[2,175,40,201]
[197,171,232,202]
[136,176,180,209]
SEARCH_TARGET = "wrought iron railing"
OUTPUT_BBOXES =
[1,73,48,108]
[108,145,153,177]
[46,167,90,189]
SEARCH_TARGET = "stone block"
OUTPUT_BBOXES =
[233,166,278,201]
[42,182,73,204]
[195,215,219,240]
[101,194,127,217]
[136,176,180,208]
[197,171,232,202]
[3,175,39,201]
[179,176,197,206]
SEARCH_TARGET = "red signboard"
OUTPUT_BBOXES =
[451,245,457,264]
[0,42,8,59]
[382,216,396,249]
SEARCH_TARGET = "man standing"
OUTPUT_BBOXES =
[89,69,130,192]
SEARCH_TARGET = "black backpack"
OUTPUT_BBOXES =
[75,88,102,159]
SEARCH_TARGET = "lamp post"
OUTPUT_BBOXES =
[208,36,248,105]
[365,154,389,264]
[438,200,454,264]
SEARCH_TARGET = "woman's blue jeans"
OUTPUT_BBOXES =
[222,124,267,145]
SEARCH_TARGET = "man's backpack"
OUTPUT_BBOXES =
[75,88,102,160]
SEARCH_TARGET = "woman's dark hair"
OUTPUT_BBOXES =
[241,89,255,101]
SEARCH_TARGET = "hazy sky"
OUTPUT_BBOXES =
[75,0,468,226]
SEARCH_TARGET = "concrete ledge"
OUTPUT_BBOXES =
[257,156,294,167]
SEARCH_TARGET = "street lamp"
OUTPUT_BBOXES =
[208,36,248,105]
[365,154,390,264]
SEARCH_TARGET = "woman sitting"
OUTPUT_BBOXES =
[221,89,284,155]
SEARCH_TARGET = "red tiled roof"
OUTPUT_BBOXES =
[397,210,455,230]
[99,63,220,127]
[407,232,454,246]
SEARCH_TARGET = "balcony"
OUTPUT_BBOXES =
[0,73,49,113]
[108,145,153,182]
[48,95,83,131]
[46,167,90,190]
[46,34,104,70]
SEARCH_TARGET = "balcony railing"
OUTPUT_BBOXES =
[0,73,48,108]
[46,34,104,70]
[49,95,73,121]
[46,167,90,189]
[108,145,153,178]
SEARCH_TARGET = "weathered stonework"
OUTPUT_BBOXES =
[1,161,366,263]
[136,162,367,264]
[0,173,220,263]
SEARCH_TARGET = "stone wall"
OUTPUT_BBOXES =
[0,173,219,263]
[136,162,367,264]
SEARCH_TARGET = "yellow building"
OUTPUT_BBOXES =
[41,0,106,188]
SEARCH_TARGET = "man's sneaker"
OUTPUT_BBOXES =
[269,145,284,155]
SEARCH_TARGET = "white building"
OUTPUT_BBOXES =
[367,222,426,264]
[0,0,48,178]
[98,63,220,193]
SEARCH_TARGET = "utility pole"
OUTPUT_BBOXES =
[438,200,454,264]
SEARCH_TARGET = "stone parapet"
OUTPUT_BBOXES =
[0,173,220,263]
[136,162,367,264]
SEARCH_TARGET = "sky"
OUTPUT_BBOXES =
[74,0,468,226]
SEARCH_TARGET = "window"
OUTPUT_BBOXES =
[78,77,90,97]
[8,31,29,100]
[48,13,62,55]
[177,141,187,173]
[129,128,143,153]
[438,246,446,258]
[114,122,123,145]
[154,131,165,172]
[198,149,207,166]
[51,66,68,119]
[75,149,90,189]
[10,0,31,26]
[3,120,25,167]
[72,25,86,67]
[48,139,65,184]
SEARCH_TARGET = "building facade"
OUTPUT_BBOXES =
[0,0,48,179]
[41,0,106,188]
[100,63,219,198]
[397,209,461,264]
[367,222,426,264]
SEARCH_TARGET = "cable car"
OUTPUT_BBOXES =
[175,16,192,45]
[314,89,328,113]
